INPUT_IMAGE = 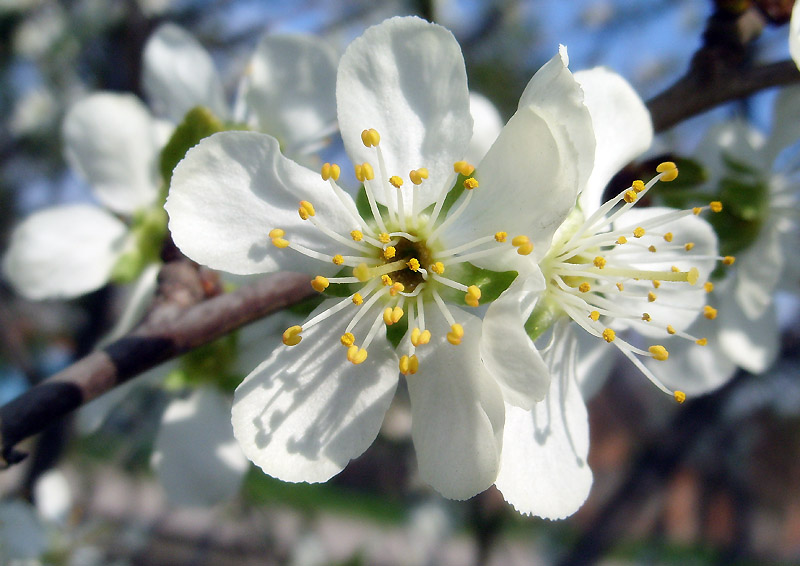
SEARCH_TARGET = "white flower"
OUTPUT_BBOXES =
[791,1,800,70]
[647,87,800,390]
[166,16,596,501]
[490,68,723,518]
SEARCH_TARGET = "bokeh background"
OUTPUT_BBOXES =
[1,0,799,564]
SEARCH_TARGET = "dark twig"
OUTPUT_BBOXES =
[0,267,314,467]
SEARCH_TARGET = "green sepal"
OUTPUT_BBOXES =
[355,184,388,222]
[524,296,561,342]
[385,315,409,349]
[159,106,227,184]
[436,262,517,307]
[109,205,169,284]
[109,247,146,284]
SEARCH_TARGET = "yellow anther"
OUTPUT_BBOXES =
[389,282,405,296]
[517,242,534,255]
[656,161,678,182]
[671,265,680,272]
[663,232,674,242]
[282,325,303,346]
[353,263,371,282]
[399,354,419,375]
[710,201,723,213]
[684,242,695,251]
[355,163,375,182]
[632,179,646,193]
[447,323,464,345]
[352,293,363,305]
[379,233,391,244]
[616,282,625,291]
[633,227,646,238]
[350,230,363,241]
[623,190,638,203]
[391,306,404,323]
[723,256,736,265]
[593,256,607,269]
[687,267,699,285]
[383,307,395,325]
[389,175,404,188]
[465,285,481,307]
[340,333,355,347]
[494,231,507,242]
[411,328,432,347]
[269,228,285,238]
[463,177,479,190]
[299,207,310,221]
[407,258,420,271]
[311,275,329,292]
[616,236,628,245]
[361,128,380,147]
[649,345,669,361]
[320,162,340,181]
[667,325,676,335]
[430,262,445,274]
[648,291,657,302]
[299,200,315,218]
[589,311,600,321]
[703,305,717,320]
[332,254,344,265]
[642,312,652,321]
[512,235,533,255]
[409,168,429,185]
[578,282,591,293]
[347,345,368,365]
[692,207,702,215]
[704,281,714,293]
[674,391,686,404]
[381,274,393,286]
[653,280,661,288]
[602,328,616,343]
[648,245,657,253]
[271,236,290,248]
[383,246,396,259]
[453,160,475,176]
[696,337,708,346]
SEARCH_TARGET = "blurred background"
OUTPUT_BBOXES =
[1,0,799,564]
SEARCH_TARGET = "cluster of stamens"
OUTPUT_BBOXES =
[540,162,732,404]
[272,128,533,375]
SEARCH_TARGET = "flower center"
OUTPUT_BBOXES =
[269,128,528,375]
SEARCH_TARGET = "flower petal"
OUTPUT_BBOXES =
[152,387,249,506]
[166,131,359,275]
[573,67,653,213]
[764,85,800,164]
[791,2,800,70]
[63,93,164,214]
[481,268,551,409]
[336,16,471,211]
[574,327,617,400]
[519,46,595,195]
[2,204,128,300]
[406,309,504,500]
[495,326,592,519]
[142,23,228,122]
[734,220,783,319]
[238,34,338,155]
[232,300,398,483]
[718,292,779,374]
[448,104,580,268]
[465,92,503,165]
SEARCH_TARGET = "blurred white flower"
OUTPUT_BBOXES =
[791,1,800,70]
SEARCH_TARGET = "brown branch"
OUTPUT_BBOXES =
[0,266,314,467]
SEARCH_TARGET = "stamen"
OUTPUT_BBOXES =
[511,235,534,255]
[447,323,464,345]
[648,345,669,361]
[361,128,380,147]
[411,327,432,347]
[311,276,329,292]
[710,201,722,213]
[463,177,479,190]
[282,325,302,346]
[409,168,429,185]
[465,285,481,307]
[320,163,341,181]
[655,161,678,182]
[347,345,368,364]
[703,305,718,320]
[399,354,419,375]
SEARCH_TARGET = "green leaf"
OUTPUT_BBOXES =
[159,106,226,184]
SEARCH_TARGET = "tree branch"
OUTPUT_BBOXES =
[0,266,314,467]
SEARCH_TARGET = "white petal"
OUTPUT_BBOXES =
[465,92,504,165]
[448,105,580,268]
[33,469,72,524]
[718,293,779,374]
[519,46,595,195]
[574,327,616,400]
[2,204,128,300]
[152,387,249,506]
[734,221,783,319]
[495,329,592,519]
[232,300,398,483]
[481,269,551,408]
[142,23,228,122]
[336,16,471,211]
[239,34,338,155]
[406,309,504,500]
[611,207,718,337]
[695,120,765,180]
[166,131,358,275]
[573,67,653,214]
[764,86,800,163]
[791,2,800,70]
[63,93,163,214]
